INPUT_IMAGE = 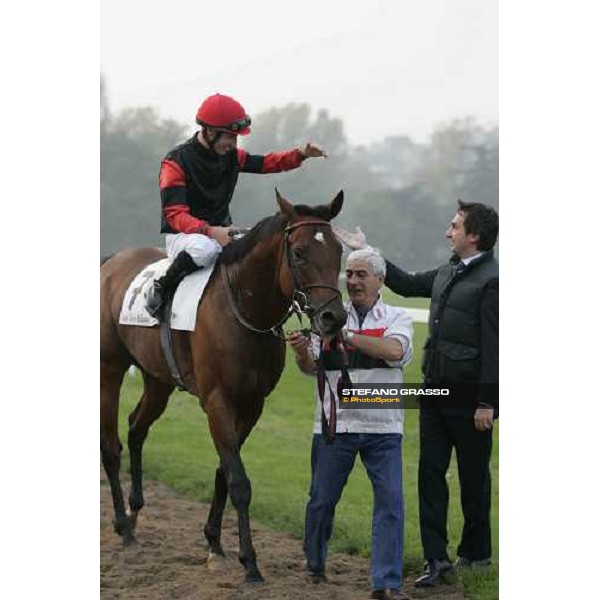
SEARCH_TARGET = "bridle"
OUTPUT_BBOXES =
[221,219,343,340]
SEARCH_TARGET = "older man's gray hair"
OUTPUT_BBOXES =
[347,247,386,278]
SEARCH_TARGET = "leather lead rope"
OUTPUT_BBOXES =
[316,334,353,445]
[317,339,336,444]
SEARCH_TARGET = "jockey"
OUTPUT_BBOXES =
[146,93,328,319]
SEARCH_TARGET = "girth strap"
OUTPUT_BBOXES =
[159,299,187,391]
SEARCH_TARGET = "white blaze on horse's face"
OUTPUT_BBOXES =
[314,231,325,244]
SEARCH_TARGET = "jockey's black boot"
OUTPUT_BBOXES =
[146,251,200,321]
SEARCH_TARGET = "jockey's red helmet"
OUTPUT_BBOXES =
[195,93,251,136]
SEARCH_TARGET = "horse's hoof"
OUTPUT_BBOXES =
[207,551,228,573]
[122,533,138,547]
[206,545,226,558]
[113,512,139,545]
[245,571,265,584]
[126,508,139,530]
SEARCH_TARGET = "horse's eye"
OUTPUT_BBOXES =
[293,247,305,263]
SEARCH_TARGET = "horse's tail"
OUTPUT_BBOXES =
[101,254,115,267]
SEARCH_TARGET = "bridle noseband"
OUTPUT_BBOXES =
[221,219,343,339]
[284,220,343,320]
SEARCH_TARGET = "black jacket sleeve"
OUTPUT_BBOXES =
[384,259,438,298]
[477,278,499,413]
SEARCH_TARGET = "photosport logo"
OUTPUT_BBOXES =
[340,385,449,408]
[338,384,499,410]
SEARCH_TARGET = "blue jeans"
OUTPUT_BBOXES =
[304,433,404,590]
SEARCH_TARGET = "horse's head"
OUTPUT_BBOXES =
[276,189,347,337]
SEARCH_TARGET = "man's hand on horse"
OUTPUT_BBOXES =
[209,226,235,247]
[299,143,328,159]
[332,225,369,250]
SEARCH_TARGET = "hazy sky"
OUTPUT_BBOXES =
[101,0,498,146]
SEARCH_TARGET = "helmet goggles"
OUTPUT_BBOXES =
[213,116,251,134]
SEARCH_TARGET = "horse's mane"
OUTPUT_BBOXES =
[220,204,332,266]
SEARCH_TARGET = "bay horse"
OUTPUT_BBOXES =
[100,189,346,582]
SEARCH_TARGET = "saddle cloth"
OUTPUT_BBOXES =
[118,258,216,331]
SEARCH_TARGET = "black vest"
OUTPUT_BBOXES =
[423,251,498,384]
[160,135,239,233]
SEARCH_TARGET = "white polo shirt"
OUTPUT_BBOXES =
[310,297,414,435]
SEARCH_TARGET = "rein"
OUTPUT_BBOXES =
[220,261,294,340]
[221,220,342,339]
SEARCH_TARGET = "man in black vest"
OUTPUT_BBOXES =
[334,200,499,587]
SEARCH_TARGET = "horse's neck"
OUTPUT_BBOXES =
[231,237,290,328]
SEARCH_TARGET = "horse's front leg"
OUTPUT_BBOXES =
[206,394,263,583]
[203,466,228,557]
[221,452,263,582]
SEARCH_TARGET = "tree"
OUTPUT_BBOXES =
[232,104,374,227]
[101,105,187,255]
[409,118,498,209]
[350,119,499,270]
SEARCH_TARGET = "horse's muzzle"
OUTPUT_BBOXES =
[313,305,347,337]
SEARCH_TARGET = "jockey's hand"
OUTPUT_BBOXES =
[474,406,494,431]
[209,226,234,247]
[332,225,368,250]
[286,330,311,355]
[228,227,251,241]
[300,143,328,159]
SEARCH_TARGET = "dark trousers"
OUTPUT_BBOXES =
[418,408,493,561]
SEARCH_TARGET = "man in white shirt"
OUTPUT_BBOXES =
[288,247,413,600]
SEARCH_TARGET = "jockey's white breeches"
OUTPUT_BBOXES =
[165,233,222,267]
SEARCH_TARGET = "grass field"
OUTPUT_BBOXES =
[341,288,430,310]
[379,289,431,309]
[114,321,498,600]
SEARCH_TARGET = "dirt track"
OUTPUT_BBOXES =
[101,474,465,600]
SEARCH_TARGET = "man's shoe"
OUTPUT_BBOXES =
[414,558,453,588]
[307,568,327,584]
[369,589,411,599]
[454,556,491,569]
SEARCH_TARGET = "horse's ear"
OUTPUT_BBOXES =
[275,187,295,219]
[328,190,344,220]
